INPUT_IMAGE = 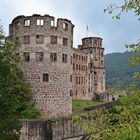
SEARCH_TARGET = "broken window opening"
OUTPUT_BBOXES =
[36,52,44,62]
[50,53,57,62]
[37,19,44,26]
[23,52,30,62]
[24,19,30,26]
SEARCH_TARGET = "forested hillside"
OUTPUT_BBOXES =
[105,52,140,89]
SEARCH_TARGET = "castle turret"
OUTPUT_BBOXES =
[78,37,106,100]
[9,14,74,118]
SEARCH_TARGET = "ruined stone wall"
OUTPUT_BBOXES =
[72,48,91,100]
[9,14,74,118]
[19,119,83,140]
[19,102,117,140]
[9,14,107,120]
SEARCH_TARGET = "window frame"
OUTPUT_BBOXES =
[50,52,57,62]
[43,73,49,82]
[36,52,44,62]
[62,54,67,63]
[24,19,30,27]
[63,22,68,30]
[23,52,30,62]
[63,38,68,46]
[23,35,30,44]
[36,35,44,44]
[50,36,57,44]
[37,19,44,26]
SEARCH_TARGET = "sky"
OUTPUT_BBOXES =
[0,0,139,54]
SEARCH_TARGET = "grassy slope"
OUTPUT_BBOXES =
[72,100,103,112]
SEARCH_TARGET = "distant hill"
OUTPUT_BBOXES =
[105,52,140,89]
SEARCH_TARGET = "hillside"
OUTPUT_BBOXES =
[105,52,140,89]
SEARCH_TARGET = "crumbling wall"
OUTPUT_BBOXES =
[19,119,83,140]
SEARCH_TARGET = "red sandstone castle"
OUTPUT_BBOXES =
[9,14,106,118]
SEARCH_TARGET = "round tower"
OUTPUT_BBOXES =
[78,37,106,100]
[9,14,74,118]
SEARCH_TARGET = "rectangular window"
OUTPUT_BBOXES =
[82,56,83,61]
[24,19,30,26]
[51,36,57,44]
[71,56,72,64]
[36,52,44,62]
[73,63,75,70]
[62,54,67,63]
[37,19,44,26]
[50,53,57,62]
[79,77,80,85]
[81,77,83,85]
[23,35,30,44]
[101,60,103,65]
[70,75,72,82]
[75,90,77,95]
[23,52,30,62]
[63,22,68,30]
[73,54,75,59]
[43,74,49,82]
[79,65,80,71]
[36,35,44,44]
[51,20,54,27]
[76,64,78,70]
[101,51,103,57]
[70,90,73,97]
[63,38,68,46]
[76,77,78,85]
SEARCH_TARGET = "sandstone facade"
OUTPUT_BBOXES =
[9,14,106,119]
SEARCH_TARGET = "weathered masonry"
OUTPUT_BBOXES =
[9,14,106,119]
[72,37,106,100]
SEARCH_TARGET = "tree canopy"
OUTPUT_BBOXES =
[0,22,41,139]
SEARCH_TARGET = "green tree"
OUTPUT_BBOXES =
[0,23,41,139]
[73,86,140,140]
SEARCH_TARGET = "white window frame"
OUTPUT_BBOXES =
[24,19,30,26]
[37,19,44,26]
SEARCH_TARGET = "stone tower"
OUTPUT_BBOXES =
[9,14,74,118]
[78,37,106,100]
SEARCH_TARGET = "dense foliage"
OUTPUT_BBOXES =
[73,86,140,140]
[105,52,140,88]
[0,24,41,139]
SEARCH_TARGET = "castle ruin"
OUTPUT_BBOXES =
[9,14,106,119]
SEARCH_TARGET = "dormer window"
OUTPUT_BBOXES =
[37,19,44,26]
[24,19,30,26]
